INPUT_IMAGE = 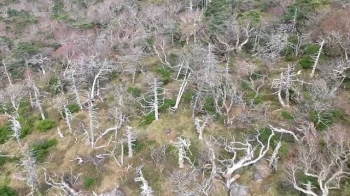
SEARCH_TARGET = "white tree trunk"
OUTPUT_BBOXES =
[310,39,324,78]
[33,84,45,120]
[153,78,159,120]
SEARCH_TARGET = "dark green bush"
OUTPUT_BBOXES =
[67,104,80,114]
[18,116,36,138]
[83,177,96,188]
[299,55,314,69]
[0,186,18,196]
[304,43,320,54]
[140,113,155,125]
[0,124,11,144]
[36,119,56,132]
[183,91,194,102]
[159,98,176,112]
[204,97,216,114]
[155,67,172,84]
[48,77,62,95]
[309,110,333,130]
[133,140,146,153]
[31,139,57,162]
[14,42,40,57]
[18,101,31,116]
[168,53,179,66]
[127,87,142,97]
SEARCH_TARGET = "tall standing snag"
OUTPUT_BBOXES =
[139,78,165,121]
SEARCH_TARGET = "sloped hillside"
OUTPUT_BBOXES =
[0,0,350,196]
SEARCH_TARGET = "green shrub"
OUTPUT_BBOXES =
[304,43,320,54]
[140,113,155,125]
[0,186,18,196]
[83,177,96,188]
[159,98,176,112]
[299,55,314,69]
[183,91,194,102]
[155,67,172,84]
[36,119,56,132]
[127,87,142,97]
[14,42,40,57]
[0,124,11,144]
[18,116,37,138]
[109,71,118,80]
[204,97,216,114]
[18,101,31,116]
[0,153,9,167]
[309,110,333,131]
[67,104,80,114]
[48,77,62,95]
[169,53,179,66]
[31,139,57,162]
[133,140,146,153]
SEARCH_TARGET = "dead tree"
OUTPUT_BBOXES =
[310,39,325,78]
[64,65,85,110]
[8,115,22,146]
[44,172,82,196]
[204,129,275,189]
[53,94,73,133]
[139,78,165,121]
[171,59,191,111]
[26,54,51,75]
[20,148,39,195]
[271,65,301,107]
[25,61,45,119]
[150,145,167,172]
[194,116,211,140]
[171,136,193,168]
[286,128,350,196]
[85,98,100,148]
[211,82,244,125]
[268,141,282,170]
[169,169,208,196]
[0,83,26,117]
[124,126,136,158]
[119,46,145,83]
[134,165,154,196]
[83,57,116,101]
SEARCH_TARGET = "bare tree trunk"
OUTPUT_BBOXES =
[153,78,159,120]
[33,84,45,120]
[310,39,325,78]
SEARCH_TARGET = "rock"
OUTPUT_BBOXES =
[253,160,272,182]
[229,183,250,196]
[100,188,126,196]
